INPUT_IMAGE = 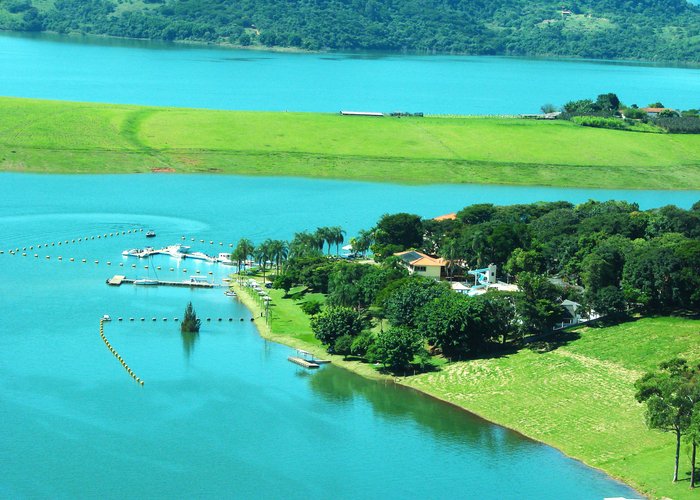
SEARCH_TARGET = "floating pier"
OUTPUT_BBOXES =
[288,356,320,369]
[287,349,331,369]
[106,275,222,288]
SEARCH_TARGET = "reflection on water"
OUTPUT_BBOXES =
[181,330,199,360]
[308,365,523,450]
[2,31,699,113]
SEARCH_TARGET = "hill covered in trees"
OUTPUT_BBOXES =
[1,0,700,62]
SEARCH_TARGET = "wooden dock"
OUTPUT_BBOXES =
[107,275,126,286]
[288,356,320,369]
[106,275,222,288]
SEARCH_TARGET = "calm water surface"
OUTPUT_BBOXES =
[3,173,694,498]
[1,31,699,113]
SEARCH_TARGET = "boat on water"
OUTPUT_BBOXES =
[217,252,235,265]
[162,244,191,259]
[122,247,157,258]
[133,278,158,286]
[224,290,236,297]
[186,251,216,263]
[146,230,156,238]
[185,276,211,285]
[102,314,112,321]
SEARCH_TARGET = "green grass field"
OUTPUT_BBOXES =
[403,316,700,499]
[2,96,700,189]
[235,281,700,499]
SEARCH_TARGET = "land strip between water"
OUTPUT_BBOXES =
[232,279,700,499]
[2,96,700,189]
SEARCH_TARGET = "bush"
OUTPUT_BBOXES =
[300,299,322,316]
[333,334,354,358]
[571,116,627,130]
[653,116,700,134]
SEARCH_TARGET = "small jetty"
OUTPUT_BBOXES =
[106,275,222,288]
[287,349,330,369]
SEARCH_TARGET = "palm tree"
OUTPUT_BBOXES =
[315,226,333,255]
[254,239,272,280]
[289,231,322,259]
[233,238,255,273]
[268,239,289,274]
[353,229,374,257]
[330,225,346,255]
[439,237,460,279]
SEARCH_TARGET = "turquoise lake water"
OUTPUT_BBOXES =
[4,173,698,498]
[1,29,698,497]
[1,31,700,113]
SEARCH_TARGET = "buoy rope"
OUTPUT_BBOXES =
[99,319,144,386]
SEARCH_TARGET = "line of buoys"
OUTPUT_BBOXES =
[102,316,238,323]
[100,319,144,386]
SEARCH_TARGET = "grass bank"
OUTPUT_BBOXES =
[2,96,700,189]
[233,278,700,499]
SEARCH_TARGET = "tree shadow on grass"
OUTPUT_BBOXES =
[524,330,582,354]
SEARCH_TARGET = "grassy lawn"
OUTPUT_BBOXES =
[232,282,700,499]
[403,316,700,499]
[2,96,700,189]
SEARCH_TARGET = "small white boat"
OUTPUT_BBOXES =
[217,252,235,265]
[102,314,112,321]
[162,244,190,259]
[134,278,158,286]
[224,290,236,297]
[122,247,157,258]
[187,251,216,263]
[146,230,156,238]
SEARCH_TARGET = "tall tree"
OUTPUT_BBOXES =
[635,359,697,482]
[233,238,255,273]
[374,326,426,373]
[267,239,289,274]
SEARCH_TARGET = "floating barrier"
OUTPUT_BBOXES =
[99,318,144,386]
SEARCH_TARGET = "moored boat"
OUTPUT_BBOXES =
[217,252,234,265]
[133,278,158,285]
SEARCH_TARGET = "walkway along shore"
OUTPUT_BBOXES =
[229,279,644,497]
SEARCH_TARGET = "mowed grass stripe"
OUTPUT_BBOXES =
[2,96,700,188]
[402,316,700,499]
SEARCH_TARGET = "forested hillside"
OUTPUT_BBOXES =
[1,0,700,62]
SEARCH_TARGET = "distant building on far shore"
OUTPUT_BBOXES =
[340,111,384,117]
[433,212,457,221]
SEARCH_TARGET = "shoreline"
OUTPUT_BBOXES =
[230,279,645,497]
[3,29,700,67]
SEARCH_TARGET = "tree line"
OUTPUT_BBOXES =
[2,0,700,62]
[231,199,700,373]
[549,92,700,133]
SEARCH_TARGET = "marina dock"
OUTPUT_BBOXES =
[287,349,331,369]
[106,275,223,288]
[288,356,320,369]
